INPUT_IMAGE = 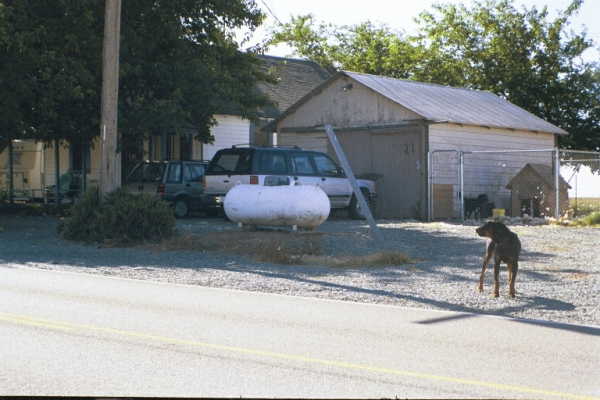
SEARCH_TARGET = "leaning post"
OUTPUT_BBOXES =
[324,124,383,242]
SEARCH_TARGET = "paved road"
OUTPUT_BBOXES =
[1,265,599,398]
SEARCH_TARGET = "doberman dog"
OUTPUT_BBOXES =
[476,221,521,298]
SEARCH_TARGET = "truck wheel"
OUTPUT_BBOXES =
[349,189,373,220]
[174,198,189,218]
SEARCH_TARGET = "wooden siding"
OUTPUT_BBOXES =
[195,114,250,160]
[277,76,422,129]
[278,132,328,152]
[429,123,556,216]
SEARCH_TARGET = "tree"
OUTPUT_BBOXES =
[0,1,272,162]
[269,0,599,152]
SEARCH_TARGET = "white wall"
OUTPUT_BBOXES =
[195,114,250,160]
[429,123,557,214]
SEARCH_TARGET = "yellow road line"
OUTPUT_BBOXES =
[0,311,597,400]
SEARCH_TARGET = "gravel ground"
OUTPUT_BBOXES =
[1,215,599,326]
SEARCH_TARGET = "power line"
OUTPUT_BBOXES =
[260,0,283,26]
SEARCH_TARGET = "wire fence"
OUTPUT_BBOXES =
[428,148,600,221]
[560,149,600,218]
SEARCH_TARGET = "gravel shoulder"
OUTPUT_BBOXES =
[1,215,599,326]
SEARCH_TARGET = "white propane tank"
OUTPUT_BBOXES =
[224,184,330,229]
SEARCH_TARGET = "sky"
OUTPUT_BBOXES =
[562,166,600,197]
[245,0,600,61]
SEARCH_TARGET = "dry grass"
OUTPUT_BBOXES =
[151,230,323,265]
[549,211,600,227]
[571,197,600,217]
[303,251,414,268]
[150,230,413,267]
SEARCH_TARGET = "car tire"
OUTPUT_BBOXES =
[349,189,373,220]
[174,198,189,218]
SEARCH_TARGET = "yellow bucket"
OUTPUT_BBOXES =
[492,208,505,218]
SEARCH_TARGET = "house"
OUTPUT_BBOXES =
[269,71,568,219]
[0,55,330,199]
[140,55,330,163]
[506,163,570,217]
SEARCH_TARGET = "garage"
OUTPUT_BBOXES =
[271,71,566,219]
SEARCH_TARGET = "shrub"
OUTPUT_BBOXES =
[572,211,600,227]
[59,188,175,244]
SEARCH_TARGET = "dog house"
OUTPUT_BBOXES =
[506,163,570,217]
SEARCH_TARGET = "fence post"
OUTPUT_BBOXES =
[554,148,560,219]
[459,151,465,221]
[427,151,432,221]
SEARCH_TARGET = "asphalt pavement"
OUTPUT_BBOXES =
[1,265,599,398]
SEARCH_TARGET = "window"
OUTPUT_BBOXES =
[144,163,165,182]
[126,164,144,183]
[313,154,341,177]
[186,164,205,182]
[166,163,182,183]
[291,153,316,175]
[256,151,288,174]
[207,151,252,174]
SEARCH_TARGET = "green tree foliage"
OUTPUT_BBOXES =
[0,0,270,153]
[269,0,599,151]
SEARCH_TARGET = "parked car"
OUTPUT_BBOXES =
[124,160,208,217]
[203,146,376,219]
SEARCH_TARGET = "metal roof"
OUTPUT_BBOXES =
[344,71,568,135]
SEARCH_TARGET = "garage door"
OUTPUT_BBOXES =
[336,130,423,218]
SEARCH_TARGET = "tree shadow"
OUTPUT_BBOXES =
[413,296,599,336]
[2,215,592,336]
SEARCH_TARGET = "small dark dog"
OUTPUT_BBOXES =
[476,222,521,298]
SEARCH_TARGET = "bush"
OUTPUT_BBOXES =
[573,211,600,227]
[59,188,175,244]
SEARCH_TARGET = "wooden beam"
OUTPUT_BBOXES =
[280,120,428,134]
[324,125,383,242]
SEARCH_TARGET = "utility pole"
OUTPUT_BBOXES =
[99,0,122,195]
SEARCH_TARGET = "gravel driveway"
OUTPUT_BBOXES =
[1,215,599,327]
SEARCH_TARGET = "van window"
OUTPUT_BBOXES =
[291,153,316,175]
[126,164,144,183]
[207,151,251,174]
[313,154,342,177]
[186,164,205,182]
[166,163,182,183]
[256,151,288,174]
[143,163,165,182]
